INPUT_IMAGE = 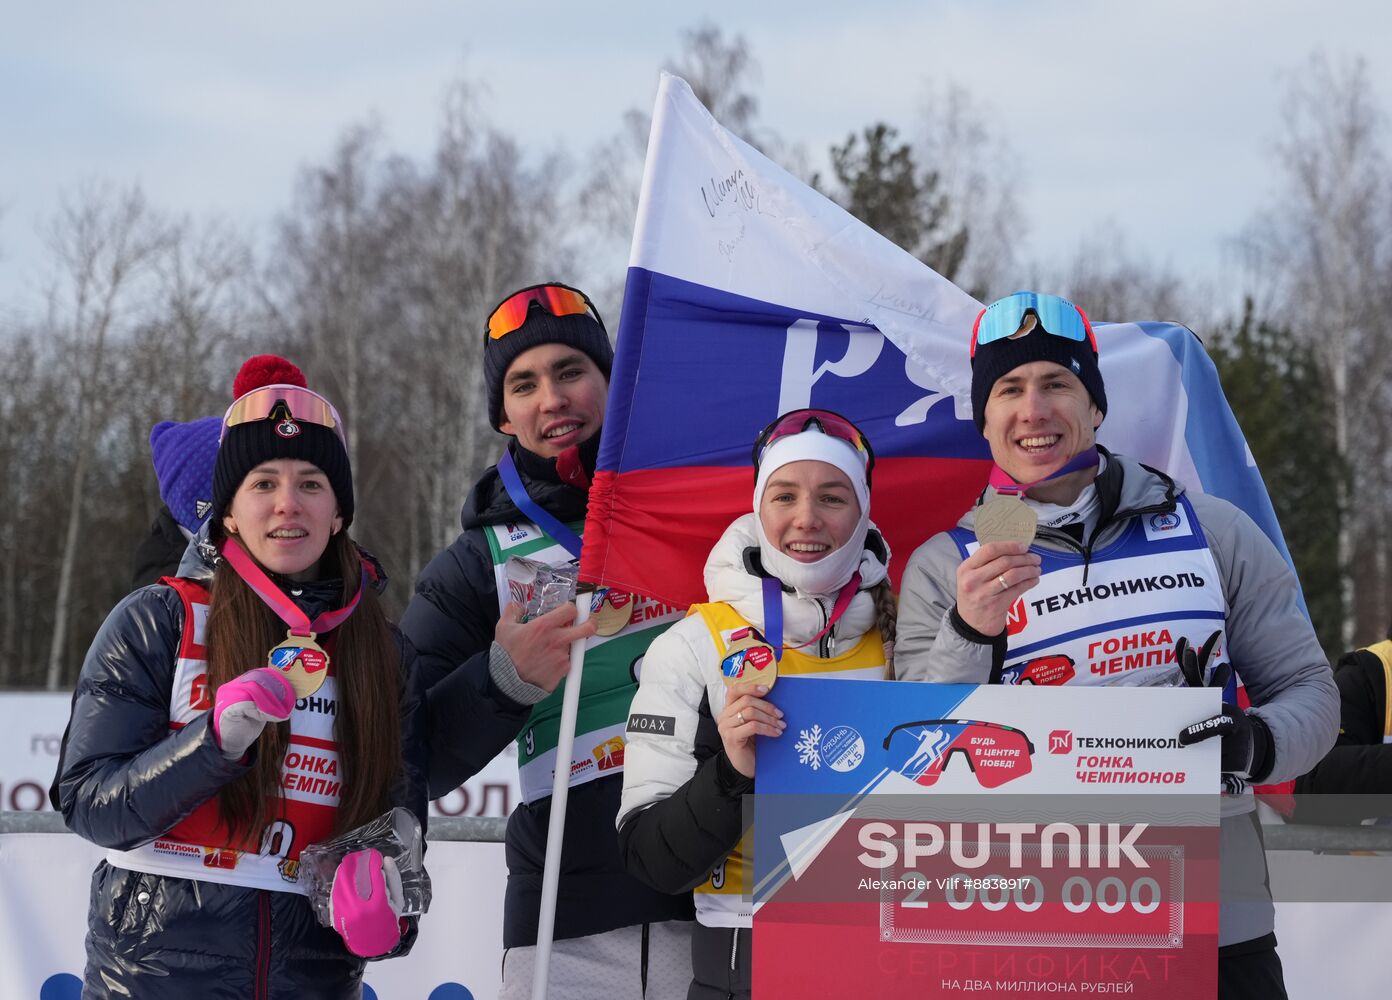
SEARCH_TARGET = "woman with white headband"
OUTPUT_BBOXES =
[616,409,894,1000]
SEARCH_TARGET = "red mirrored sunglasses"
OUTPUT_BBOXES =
[751,408,875,485]
[485,283,604,341]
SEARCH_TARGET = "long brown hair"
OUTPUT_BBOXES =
[871,578,898,678]
[205,532,402,846]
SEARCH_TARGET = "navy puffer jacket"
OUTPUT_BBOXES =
[397,447,555,795]
[55,538,429,1000]
[401,439,693,947]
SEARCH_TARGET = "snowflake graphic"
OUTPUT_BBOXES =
[795,724,823,770]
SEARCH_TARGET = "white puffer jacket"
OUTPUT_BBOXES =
[617,514,889,924]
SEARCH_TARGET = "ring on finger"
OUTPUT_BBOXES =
[997,573,1009,593]
[737,710,745,724]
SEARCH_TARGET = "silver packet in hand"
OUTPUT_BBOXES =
[299,806,431,927]
[505,555,579,620]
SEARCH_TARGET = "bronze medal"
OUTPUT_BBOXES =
[974,493,1038,546]
[719,626,779,690]
[267,631,330,698]
[590,588,635,637]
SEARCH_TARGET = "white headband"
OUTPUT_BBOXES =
[753,431,869,514]
[752,428,871,596]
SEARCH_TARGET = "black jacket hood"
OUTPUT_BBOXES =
[462,438,593,531]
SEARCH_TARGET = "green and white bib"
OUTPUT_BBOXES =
[485,518,685,804]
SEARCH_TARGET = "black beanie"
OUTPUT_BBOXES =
[970,322,1107,432]
[212,356,355,529]
[483,300,614,431]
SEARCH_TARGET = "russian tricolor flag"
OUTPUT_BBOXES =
[580,74,1296,613]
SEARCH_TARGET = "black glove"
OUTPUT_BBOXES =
[1174,631,1231,691]
[1173,632,1273,784]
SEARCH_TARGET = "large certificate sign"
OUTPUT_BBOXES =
[752,679,1221,998]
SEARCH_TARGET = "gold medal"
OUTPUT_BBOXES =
[974,494,1038,546]
[267,631,330,698]
[719,626,779,690]
[590,588,635,637]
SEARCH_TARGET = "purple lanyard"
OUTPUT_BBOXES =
[760,572,862,662]
[220,538,367,637]
[497,450,584,559]
[987,446,1099,497]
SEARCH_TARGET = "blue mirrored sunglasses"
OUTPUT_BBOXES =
[970,291,1096,358]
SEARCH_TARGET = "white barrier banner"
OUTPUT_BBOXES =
[0,692,521,819]
[0,833,505,1000]
[0,694,68,812]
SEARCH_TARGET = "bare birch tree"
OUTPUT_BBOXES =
[151,216,255,410]
[259,81,571,606]
[912,83,1025,301]
[576,23,771,311]
[372,82,570,585]
[43,185,170,689]
[1234,52,1392,646]
[0,337,41,681]
[1046,222,1192,323]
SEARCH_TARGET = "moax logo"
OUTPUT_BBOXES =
[1149,512,1181,532]
[1006,597,1028,637]
[1049,730,1073,754]
[626,713,676,735]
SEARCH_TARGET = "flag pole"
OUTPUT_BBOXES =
[530,587,592,1000]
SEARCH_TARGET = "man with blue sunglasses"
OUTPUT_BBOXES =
[896,291,1338,999]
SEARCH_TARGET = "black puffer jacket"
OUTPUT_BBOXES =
[129,503,191,590]
[56,538,429,1000]
[398,446,553,796]
[401,439,693,947]
[1294,645,1392,822]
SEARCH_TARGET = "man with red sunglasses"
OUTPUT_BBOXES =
[401,283,693,998]
[895,291,1338,999]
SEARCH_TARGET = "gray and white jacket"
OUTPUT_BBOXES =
[895,450,1338,947]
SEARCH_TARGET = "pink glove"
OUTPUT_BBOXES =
[331,848,404,957]
[211,668,296,760]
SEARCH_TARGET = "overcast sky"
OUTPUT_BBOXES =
[3,1,1388,319]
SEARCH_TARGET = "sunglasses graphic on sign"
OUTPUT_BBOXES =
[1000,654,1076,686]
[882,719,1035,789]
